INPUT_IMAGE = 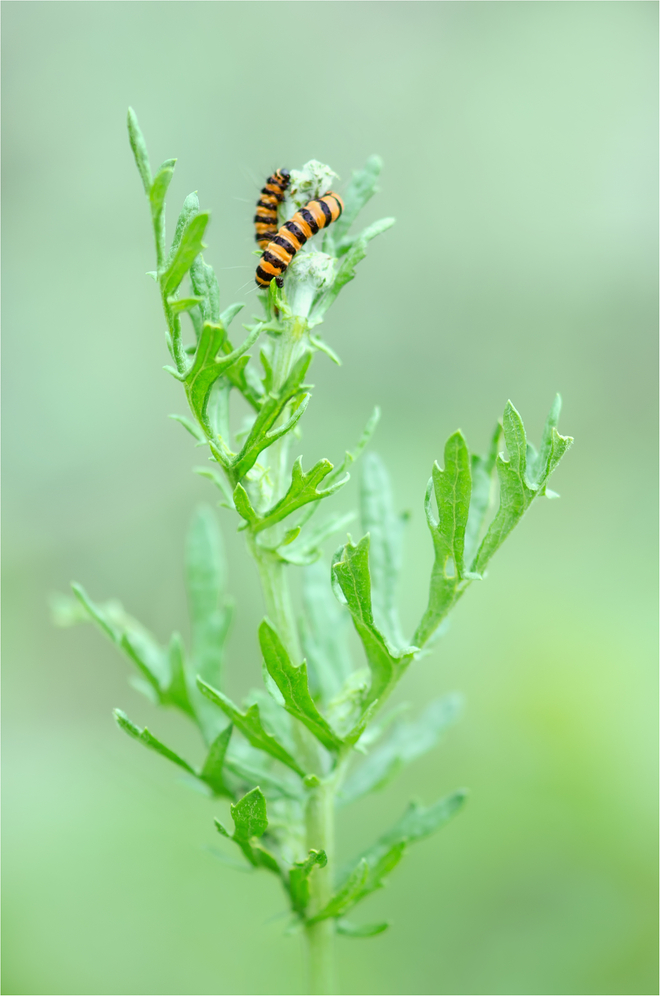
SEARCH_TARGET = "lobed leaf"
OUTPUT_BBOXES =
[236,457,349,535]
[326,155,383,250]
[360,453,408,651]
[339,693,463,805]
[300,559,354,703]
[114,709,196,775]
[230,352,312,482]
[215,787,282,875]
[414,431,472,647]
[199,724,234,797]
[307,859,369,923]
[332,536,416,712]
[161,212,209,297]
[197,678,305,777]
[259,620,344,752]
[190,255,220,325]
[471,398,573,576]
[288,849,328,917]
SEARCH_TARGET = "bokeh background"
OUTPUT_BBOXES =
[2,3,657,994]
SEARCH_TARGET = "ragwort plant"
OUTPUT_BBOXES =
[56,110,573,995]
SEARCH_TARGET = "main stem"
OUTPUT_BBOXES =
[249,315,337,995]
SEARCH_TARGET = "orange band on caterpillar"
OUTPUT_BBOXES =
[256,191,344,289]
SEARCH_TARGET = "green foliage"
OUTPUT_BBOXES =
[57,110,574,980]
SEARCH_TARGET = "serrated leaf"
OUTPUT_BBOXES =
[414,431,472,647]
[161,212,209,298]
[339,693,463,806]
[300,560,353,703]
[200,724,233,797]
[336,919,389,938]
[127,107,152,194]
[114,709,196,774]
[360,453,407,651]
[308,859,369,923]
[259,620,344,752]
[197,678,305,777]
[332,536,416,712]
[471,399,573,576]
[288,849,328,916]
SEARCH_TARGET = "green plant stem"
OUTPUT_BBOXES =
[248,314,337,993]
[305,779,336,995]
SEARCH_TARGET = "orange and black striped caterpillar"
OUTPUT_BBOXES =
[254,169,291,250]
[255,191,344,289]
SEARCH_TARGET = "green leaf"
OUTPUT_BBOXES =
[259,620,344,752]
[308,859,369,923]
[300,560,354,703]
[184,322,261,436]
[231,785,268,840]
[472,398,573,576]
[327,155,382,249]
[215,787,282,875]
[336,919,389,938]
[149,162,176,262]
[194,465,235,509]
[167,192,200,267]
[463,420,501,567]
[114,709,196,775]
[197,678,305,777]
[350,791,467,881]
[278,511,356,567]
[238,457,349,534]
[71,583,175,702]
[169,413,206,442]
[312,218,394,322]
[161,212,209,297]
[332,792,467,916]
[190,255,220,325]
[325,406,381,487]
[332,536,416,712]
[414,431,472,647]
[360,453,408,650]
[127,107,152,194]
[164,631,196,717]
[200,724,233,797]
[288,849,328,916]
[231,352,312,481]
[186,505,232,688]
[339,693,463,805]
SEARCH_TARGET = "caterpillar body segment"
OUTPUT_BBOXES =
[256,191,344,289]
[254,169,291,249]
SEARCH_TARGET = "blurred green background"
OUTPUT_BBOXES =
[2,2,657,994]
